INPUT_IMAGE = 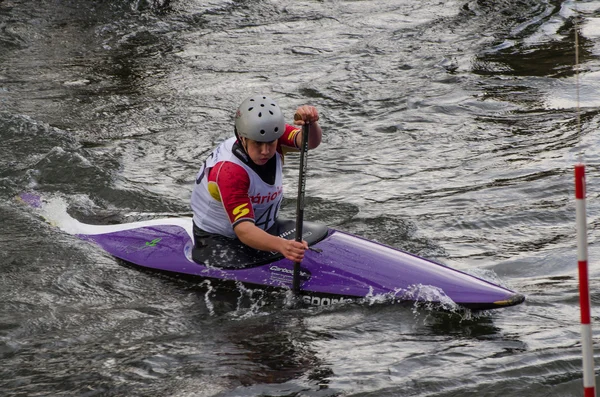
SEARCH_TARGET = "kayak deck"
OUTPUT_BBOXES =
[17,192,525,311]
[77,218,524,310]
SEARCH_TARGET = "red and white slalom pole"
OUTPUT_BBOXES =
[575,163,596,397]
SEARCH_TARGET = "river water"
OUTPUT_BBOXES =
[2,0,600,395]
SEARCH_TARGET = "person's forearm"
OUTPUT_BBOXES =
[307,121,322,149]
[234,222,283,252]
[295,121,322,149]
[293,105,322,149]
[234,220,308,262]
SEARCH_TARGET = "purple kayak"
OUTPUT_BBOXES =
[19,192,525,310]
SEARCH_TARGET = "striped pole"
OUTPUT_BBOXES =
[575,163,596,397]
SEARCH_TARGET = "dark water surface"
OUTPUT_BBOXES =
[2,0,600,395]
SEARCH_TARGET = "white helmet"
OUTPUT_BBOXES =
[234,95,285,142]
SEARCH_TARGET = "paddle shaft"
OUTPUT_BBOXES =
[293,123,310,294]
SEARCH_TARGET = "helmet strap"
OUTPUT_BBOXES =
[234,127,249,154]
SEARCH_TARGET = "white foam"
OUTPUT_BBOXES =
[63,79,91,87]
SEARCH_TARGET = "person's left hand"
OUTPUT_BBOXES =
[294,105,319,125]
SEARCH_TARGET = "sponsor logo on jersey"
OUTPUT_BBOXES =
[232,203,250,221]
[250,186,282,205]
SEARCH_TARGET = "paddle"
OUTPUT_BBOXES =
[293,122,310,295]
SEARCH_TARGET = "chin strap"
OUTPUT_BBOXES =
[234,128,249,154]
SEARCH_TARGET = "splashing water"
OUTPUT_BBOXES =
[228,283,271,320]
[201,280,216,317]
[401,284,461,312]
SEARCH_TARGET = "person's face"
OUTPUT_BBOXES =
[242,138,277,165]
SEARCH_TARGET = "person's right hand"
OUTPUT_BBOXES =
[280,239,309,262]
[293,105,319,125]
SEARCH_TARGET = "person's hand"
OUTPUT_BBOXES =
[280,239,309,262]
[294,105,319,125]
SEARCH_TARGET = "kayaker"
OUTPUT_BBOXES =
[191,95,322,263]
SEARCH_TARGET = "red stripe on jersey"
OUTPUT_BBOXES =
[209,161,254,225]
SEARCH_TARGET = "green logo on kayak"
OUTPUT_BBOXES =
[145,238,162,247]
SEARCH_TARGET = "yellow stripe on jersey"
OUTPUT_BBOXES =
[207,181,222,202]
[287,128,300,147]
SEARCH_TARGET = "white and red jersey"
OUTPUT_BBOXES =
[191,125,301,238]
